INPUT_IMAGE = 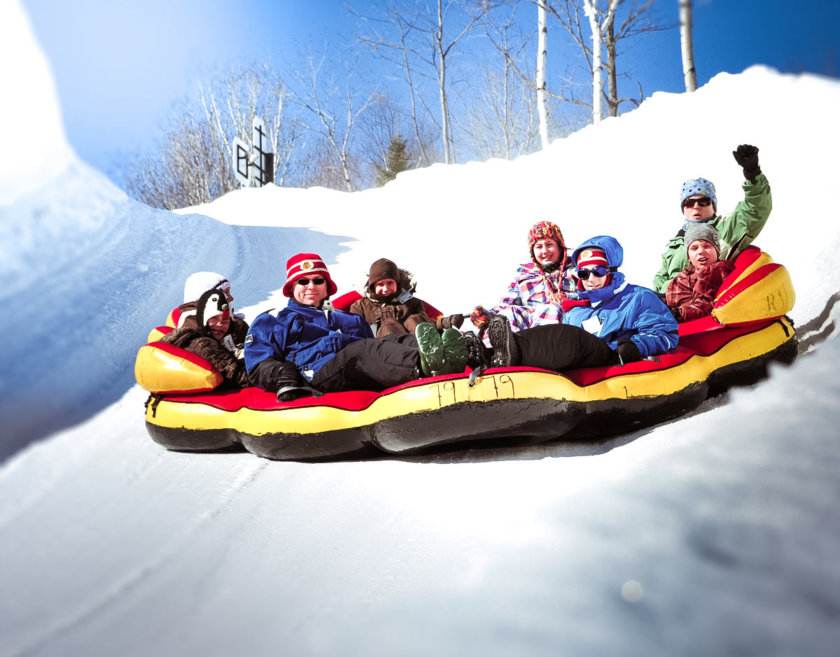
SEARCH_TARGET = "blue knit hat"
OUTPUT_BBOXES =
[680,178,717,210]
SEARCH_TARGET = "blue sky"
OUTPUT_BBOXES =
[23,0,840,182]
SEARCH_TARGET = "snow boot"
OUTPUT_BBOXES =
[441,327,469,374]
[415,322,446,376]
[462,330,490,369]
[487,315,520,367]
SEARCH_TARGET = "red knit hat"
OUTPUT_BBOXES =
[575,247,608,270]
[282,253,338,298]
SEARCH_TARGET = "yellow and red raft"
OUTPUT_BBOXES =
[137,247,797,460]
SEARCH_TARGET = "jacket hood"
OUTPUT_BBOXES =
[571,235,623,269]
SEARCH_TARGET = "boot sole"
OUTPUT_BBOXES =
[487,317,512,367]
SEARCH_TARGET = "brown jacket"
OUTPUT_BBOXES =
[665,260,736,322]
[160,326,250,387]
[349,295,441,337]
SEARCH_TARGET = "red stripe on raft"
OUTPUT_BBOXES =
[568,320,777,385]
[715,264,781,310]
[159,320,780,410]
[716,246,762,298]
[148,341,217,371]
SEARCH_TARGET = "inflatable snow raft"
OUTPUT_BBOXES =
[137,247,797,460]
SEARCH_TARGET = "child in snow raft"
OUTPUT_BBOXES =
[244,253,470,400]
[482,236,679,372]
[349,257,464,338]
[159,287,250,388]
[174,271,248,347]
[469,221,571,335]
[665,223,735,323]
[652,144,772,294]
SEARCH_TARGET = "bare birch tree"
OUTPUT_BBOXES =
[197,63,301,187]
[355,2,435,166]
[483,1,590,144]
[120,63,295,209]
[289,48,379,192]
[356,0,494,165]
[546,0,663,121]
[536,0,550,147]
[680,0,697,91]
[466,5,543,158]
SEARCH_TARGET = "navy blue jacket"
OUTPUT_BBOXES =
[244,300,373,380]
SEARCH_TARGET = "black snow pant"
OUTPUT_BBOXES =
[513,324,615,371]
[311,333,420,393]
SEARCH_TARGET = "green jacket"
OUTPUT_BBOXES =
[652,173,772,294]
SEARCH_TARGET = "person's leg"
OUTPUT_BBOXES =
[514,324,614,371]
[311,336,420,393]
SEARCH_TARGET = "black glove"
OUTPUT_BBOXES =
[733,144,761,183]
[440,313,464,329]
[615,340,642,365]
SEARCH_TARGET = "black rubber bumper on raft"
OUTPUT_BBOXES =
[145,334,796,461]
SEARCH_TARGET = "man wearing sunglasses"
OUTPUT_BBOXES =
[652,143,772,295]
[487,236,678,370]
[245,252,467,400]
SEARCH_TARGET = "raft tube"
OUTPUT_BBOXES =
[138,247,797,460]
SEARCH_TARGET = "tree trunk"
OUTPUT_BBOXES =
[604,16,618,116]
[436,0,453,164]
[583,0,602,124]
[537,1,550,148]
[680,0,697,92]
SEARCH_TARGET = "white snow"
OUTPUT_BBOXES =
[1,0,839,655]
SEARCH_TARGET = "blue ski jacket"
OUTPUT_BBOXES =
[244,299,373,380]
[563,236,679,357]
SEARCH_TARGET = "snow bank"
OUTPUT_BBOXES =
[0,0,74,204]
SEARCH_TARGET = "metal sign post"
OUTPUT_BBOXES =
[231,116,274,188]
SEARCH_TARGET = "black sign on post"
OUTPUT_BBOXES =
[232,137,251,186]
[231,116,274,187]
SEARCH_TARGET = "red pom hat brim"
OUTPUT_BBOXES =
[282,253,338,298]
[576,247,609,270]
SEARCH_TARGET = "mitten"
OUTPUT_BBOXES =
[732,144,761,183]
[470,305,493,331]
[440,313,464,329]
[615,340,642,365]
[561,296,589,312]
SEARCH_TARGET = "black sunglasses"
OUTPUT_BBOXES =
[577,266,608,280]
[297,277,326,286]
[683,197,712,208]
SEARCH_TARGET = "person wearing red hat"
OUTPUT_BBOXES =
[159,288,250,388]
[469,221,572,339]
[484,236,678,372]
[245,253,468,399]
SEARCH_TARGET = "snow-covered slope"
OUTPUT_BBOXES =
[1,0,839,654]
